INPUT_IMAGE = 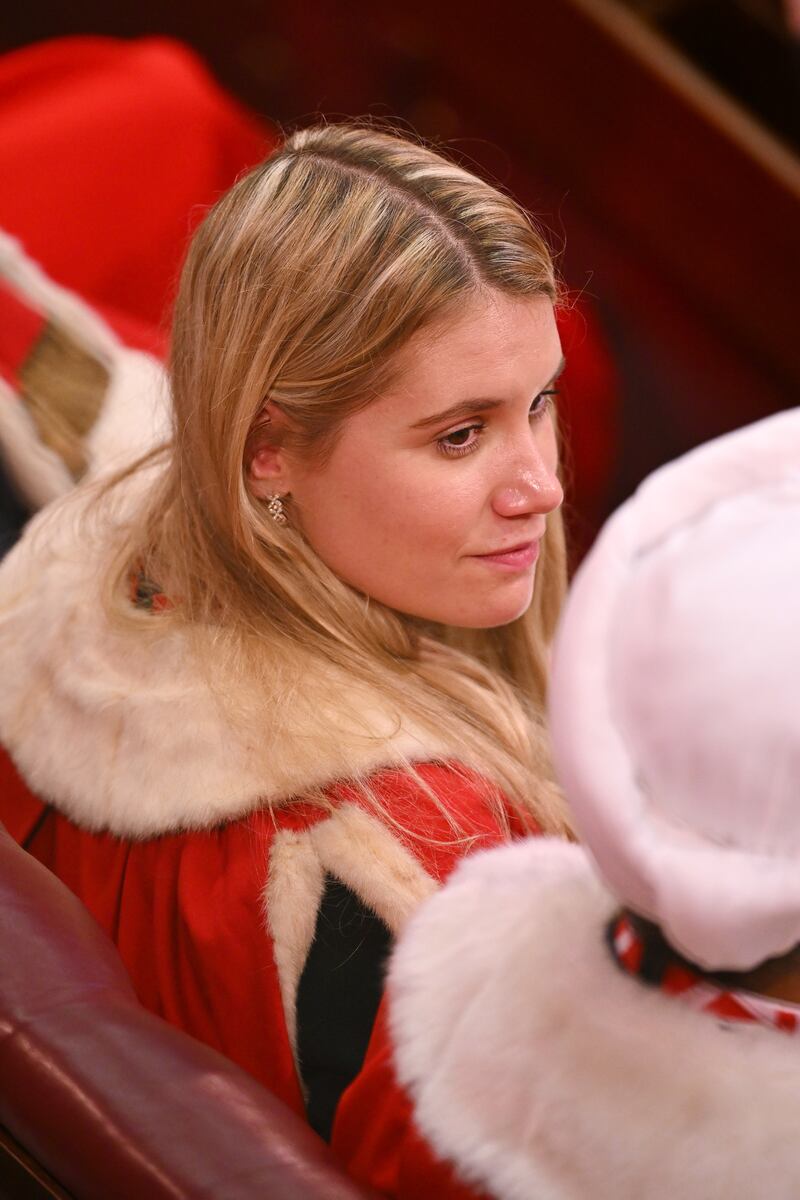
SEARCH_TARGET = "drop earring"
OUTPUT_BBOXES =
[267,494,287,525]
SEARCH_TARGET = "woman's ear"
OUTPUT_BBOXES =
[246,402,294,500]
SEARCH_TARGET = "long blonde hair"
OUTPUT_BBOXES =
[112,123,571,836]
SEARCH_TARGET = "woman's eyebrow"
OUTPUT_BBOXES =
[409,354,567,431]
[410,397,503,431]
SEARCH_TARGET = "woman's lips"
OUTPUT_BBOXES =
[473,540,540,569]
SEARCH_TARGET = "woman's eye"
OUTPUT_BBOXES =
[436,422,484,458]
[435,392,558,459]
[531,389,559,419]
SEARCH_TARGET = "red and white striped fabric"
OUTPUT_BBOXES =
[611,911,800,1035]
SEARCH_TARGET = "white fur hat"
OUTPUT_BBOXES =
[550,408,800,971]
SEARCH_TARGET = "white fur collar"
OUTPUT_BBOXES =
[389,840,800,1200]
[0,230,170,510]
[0,485,446,838]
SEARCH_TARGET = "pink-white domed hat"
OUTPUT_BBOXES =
[549,408,800,971]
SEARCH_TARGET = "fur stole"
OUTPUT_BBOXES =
[0,483,447,837]
[389,839,800,1200]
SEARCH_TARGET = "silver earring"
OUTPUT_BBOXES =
[267,494,287,525]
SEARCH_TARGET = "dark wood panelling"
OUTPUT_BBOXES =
[4,0,798,500]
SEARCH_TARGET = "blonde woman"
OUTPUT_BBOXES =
[0,125,571,1197]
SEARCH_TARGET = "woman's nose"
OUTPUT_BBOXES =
[491,466,564,519]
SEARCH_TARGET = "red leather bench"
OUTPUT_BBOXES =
[0,818,378,1200]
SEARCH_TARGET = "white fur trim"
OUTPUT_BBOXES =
[0,231,119,360]
[265,806,436,1066]
[0,486,448,837]
[0,230,170,508]
[84,347,170,478]
[310,803,437,934]
[265,828,326,1059]
[0,377,74,508]
[390,839,800,1200]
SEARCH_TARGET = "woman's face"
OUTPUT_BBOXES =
[259,290,564,629]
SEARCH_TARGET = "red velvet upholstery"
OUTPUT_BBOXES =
[0,819,377,1200]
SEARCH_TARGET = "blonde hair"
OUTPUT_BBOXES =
[112,123,571,837]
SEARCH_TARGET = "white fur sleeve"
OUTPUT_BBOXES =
[387,838,603,1200]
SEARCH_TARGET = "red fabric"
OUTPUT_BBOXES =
[0,746,45,843]
[328,766,536,882]
[16,787,305,1118]
[0,37,274,340]
[0,280,47,388]
[0,748,513,1198]
[333,1001,491,1200]
[612,910,800,1037]
[662,963,699,995]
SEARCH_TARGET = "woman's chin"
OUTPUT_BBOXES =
[442,577,536,630]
